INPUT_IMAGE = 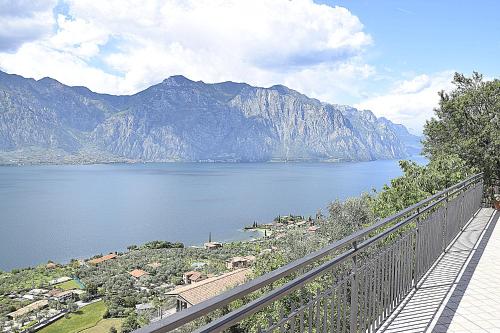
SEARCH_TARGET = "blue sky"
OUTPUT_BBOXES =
[0,0,498,133]
[327,0,499,80]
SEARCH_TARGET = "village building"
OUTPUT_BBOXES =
[50,290,75,302]
[88,253,117,265]
[49,276,72,285]
[46,262,57,269]
[295,220,307,227]
[46,289,62,297]
[260,248,272,255]
[190,262,207,270]
[260,246,278,255]
[147,262,162,269]
[135,303,154,313]
[182,271,206,284]
[167,268,251,312]
[28,288,48,296]
[203,242,223,250]
[6,300,49,320]
[308,225,320,233]
[72,289,86,296]
[226,256,256,270]
[129,269,149,279]
[45,289,63,298]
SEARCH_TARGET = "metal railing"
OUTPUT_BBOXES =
[136,173,484,333]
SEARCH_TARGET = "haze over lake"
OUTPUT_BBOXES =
[0,158,425,271]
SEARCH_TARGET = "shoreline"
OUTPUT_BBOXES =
[0,156,425,167]
[0,225,266,273]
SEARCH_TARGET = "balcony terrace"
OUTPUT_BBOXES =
[135,174,498,333]
[379,208,499,333]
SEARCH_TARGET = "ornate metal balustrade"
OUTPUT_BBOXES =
[135,173,484,333]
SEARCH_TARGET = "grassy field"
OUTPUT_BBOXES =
[80,318,123,333]
[39,301,106,333]
[54,279,82,290]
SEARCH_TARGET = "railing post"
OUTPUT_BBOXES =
[459,186,466,231]
[443,191,449,252]
[479,179,484,209]
[413,208,420,290]
[350,241,358,333]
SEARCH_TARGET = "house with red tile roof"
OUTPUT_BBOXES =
[88,253,117,265]
[182,271,206,284]
[167,268,251,312]
[129,269,148,279]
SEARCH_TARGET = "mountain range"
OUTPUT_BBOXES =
[0,70,420,164]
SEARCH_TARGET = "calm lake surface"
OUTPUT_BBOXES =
[0,158,426,271]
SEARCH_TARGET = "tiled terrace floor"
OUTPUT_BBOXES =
[379,208,500,333]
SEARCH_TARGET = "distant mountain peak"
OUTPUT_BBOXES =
[0,71,421,164]
[162,75,195,86]
[38,77,63,86]
[269,84,291,93]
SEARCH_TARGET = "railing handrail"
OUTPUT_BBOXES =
[136,172,483,333]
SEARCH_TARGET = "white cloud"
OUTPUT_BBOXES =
[0,0,56,51]
[0,0,374,103]
[355,71,455,134]
[50,15,109,59]
[0,0,461,132]
[0,42,122,92]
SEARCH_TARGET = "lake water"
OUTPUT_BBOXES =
[0,158,426,271]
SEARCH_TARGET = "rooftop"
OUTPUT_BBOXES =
[147,262,161,268]
[183,271,203,282]
[136,303,154,311]
[88,253,117,264]
[49,276,71,285]
[204,242,223,248]
[227,255,255,263]
[167,268,251,306]
[50,290,74,299]
[7,300,48,319]
[129,269,148,279]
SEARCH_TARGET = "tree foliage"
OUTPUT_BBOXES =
[423,72,500,194]
[121,313,140,333]
[141,240,184,250]
[371,155,475,218]
[321,194,374,240]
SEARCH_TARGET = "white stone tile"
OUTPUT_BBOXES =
[379,209,499,333]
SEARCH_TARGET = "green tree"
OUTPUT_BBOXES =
[423,72,500,196]
[67,301,78,313]
[371,155,474,218]
[321,194,374,240]
[121,313,140,332]
[85,281,98,296]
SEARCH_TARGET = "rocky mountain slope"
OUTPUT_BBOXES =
[0,70,420,164]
